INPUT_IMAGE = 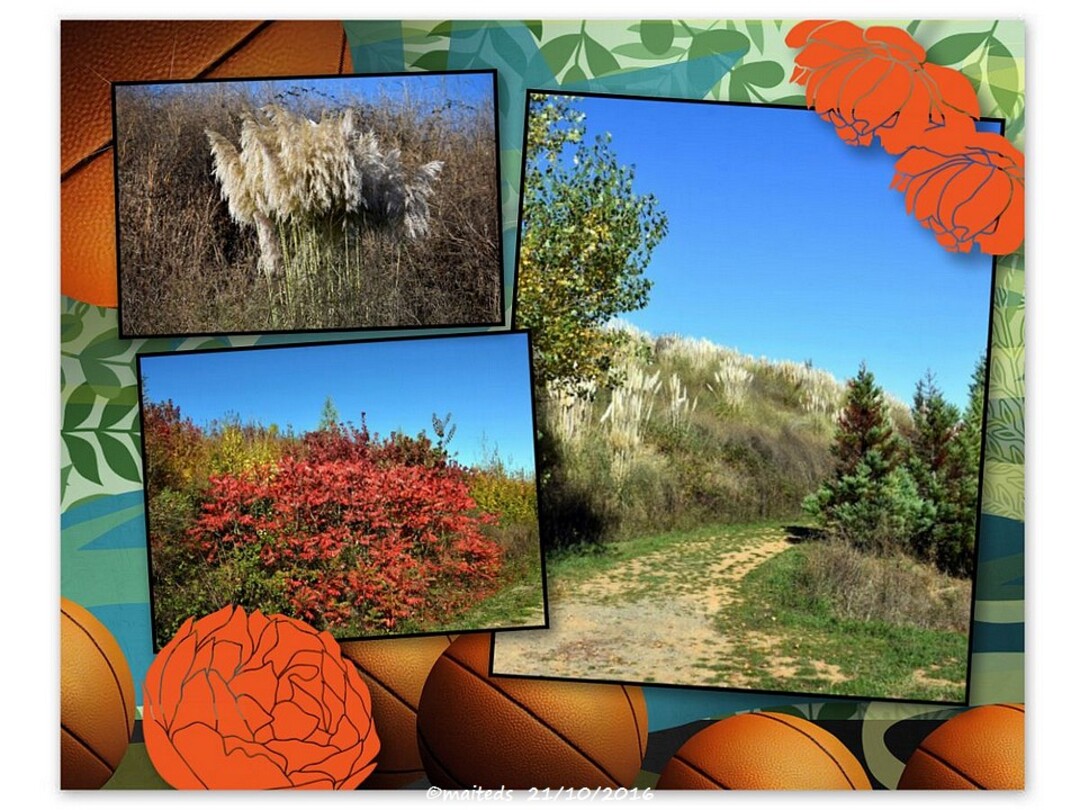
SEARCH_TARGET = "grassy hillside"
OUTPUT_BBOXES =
[539,325,912,549]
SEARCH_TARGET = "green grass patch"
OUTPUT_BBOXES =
[447,573,547,631]
[545,519,791,590]
[722,545,968,702]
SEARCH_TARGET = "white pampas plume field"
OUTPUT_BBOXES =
[537,326,859,550]
[114,75,501,336]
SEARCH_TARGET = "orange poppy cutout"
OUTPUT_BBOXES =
[787,20,980,154]
[892,130,1024,256]
[143,606,379,789]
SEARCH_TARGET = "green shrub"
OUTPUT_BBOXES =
[469,469,538,529]
[804,456,935,554]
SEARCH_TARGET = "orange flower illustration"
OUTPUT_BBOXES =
[892,130,1025,255]
[143,606,379,789]
[787,20,980,154]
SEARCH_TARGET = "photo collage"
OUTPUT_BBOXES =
[60,19,1025,793]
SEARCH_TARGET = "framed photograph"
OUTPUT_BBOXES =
[494,90,1003,707]
[113,70,504,337]
[136,331,546,647]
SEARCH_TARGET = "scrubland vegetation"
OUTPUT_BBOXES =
[115,80,501,335]
[525,329,980,698]
[536,322,982,586]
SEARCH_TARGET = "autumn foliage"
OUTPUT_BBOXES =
[144,403,517,646]
[188,435,501,630]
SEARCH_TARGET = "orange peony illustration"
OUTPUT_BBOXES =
[143,606,379,789]
[892,129,1024,255]
[787,20,980,154]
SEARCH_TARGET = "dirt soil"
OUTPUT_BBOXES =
[492,526,800,685]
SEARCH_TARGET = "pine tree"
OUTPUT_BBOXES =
[318,395,341,431]
[963,355,987,442]
[804,362,931,553]
[832,362,901,477]
[903,363,982,577]
[935,357,986,577]
[911,372,962,474]
[908,372,962,564]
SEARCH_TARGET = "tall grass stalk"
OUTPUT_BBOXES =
[207,104,443,323]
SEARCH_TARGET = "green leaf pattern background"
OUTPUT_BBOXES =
[62,20,1024,790]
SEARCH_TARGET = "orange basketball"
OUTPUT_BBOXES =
[898,703,1024,790]
[60,20,353,307]
[417,633,648,789]
[60,598,136,789]
[340,634,454,789]
[656,711,871,790]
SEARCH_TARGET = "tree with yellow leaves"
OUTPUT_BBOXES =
[516,94,668,395]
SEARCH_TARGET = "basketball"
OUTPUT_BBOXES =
[339,634,454,789]
[60,597,136,789]
[60,20,353,307]
[417,633,648,789]
[656,711,871,790]
[897,703,1024,790]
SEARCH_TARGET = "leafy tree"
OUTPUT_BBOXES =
[431,411,457,454]
[516,94,668,394]
[805,363,932,553]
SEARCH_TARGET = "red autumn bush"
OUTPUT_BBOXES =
[185,427,502,633]
[787,20,979,154]
[892,129,1025,255]
[299,420,451,470]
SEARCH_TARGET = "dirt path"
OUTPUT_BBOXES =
[492,525,791,685]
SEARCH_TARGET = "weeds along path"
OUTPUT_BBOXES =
[492,524,790,684]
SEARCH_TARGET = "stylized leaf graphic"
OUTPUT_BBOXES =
[63,383,96,432]
[925,31,988,65]
[98,433,142,483]
[412,50,449,71]
[63,433,101,486]
[640,20,675,55]
[541,34,580,75]
[584,34,620,77]
[987,37,1020,118]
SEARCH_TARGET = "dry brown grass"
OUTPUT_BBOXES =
[115,80,502,335]
[795,540,972,633]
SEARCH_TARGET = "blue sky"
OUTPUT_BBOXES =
[139,333,536,474]
[561,95,996,407]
